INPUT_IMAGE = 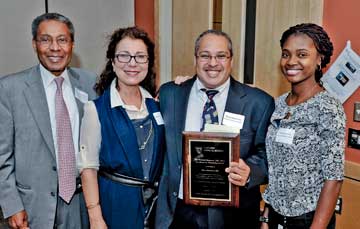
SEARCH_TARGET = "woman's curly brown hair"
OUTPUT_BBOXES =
[94,26,156,96]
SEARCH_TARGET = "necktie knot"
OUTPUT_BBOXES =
[202,89,219,100]
[54,77,64,90]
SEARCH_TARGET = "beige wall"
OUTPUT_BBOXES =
[49,0,134,75]
[172,0,212,79]
[0,0,44,76]
[254,0,323,97]
[222,0,246,82]
[161,0,323,91]
[0,0,134,77]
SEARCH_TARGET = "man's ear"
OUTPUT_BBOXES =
[32,40,37,52]
[193,56,197,66]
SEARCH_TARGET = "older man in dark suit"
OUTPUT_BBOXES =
[0,13,96,229]
[155,30,275,229]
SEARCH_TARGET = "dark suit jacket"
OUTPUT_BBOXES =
[0,65,97,228]
[155,76,275,228]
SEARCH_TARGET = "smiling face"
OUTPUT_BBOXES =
[112,37,149,88]
[195,34,233,89]
[280,33,322,85]
[32,20,74,76]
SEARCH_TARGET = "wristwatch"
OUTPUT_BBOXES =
[259,216,269,223]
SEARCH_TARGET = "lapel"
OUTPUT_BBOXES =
[145,98,164,181]
[224,77,247,114]
[68,68,85,119]
[108,100,143,178]
[23,65,55,158]
[175,77,196,164]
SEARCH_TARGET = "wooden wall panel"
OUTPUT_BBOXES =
[222,0,246,82]
[172,0,212,79]
[345,161,360,180]
[254,0,323,97]
[156,0,173,85]
[336,176,360,228]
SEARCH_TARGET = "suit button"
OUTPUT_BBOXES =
[172,192,178,197]
[50,192,56,197]
[178,165,181,170]
[52,166,56,171]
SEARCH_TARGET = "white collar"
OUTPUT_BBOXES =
[40,64,70,88]
[194,77,230,98]
[109,78,153,110]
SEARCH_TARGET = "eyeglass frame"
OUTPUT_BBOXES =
[35,35,72,47]
[196,51,232,63]
[114,53,149,64]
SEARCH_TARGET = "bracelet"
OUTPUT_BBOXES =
[259,216,269,223]
[86,202,100,209]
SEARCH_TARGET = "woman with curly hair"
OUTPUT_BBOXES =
[79,27,164,229]
[260,23,345,229]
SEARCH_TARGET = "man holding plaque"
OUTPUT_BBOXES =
[156,30,275,228]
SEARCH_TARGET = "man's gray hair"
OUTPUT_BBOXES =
[194,29,233,57]
[31,12,75,41]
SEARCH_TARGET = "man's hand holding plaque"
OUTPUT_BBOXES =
[225,159,250,187]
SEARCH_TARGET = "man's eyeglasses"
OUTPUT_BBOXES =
[36,35,71,47]
[196,53,231,63]
[115,53,149,64]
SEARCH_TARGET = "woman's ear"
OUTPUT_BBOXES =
[318,54,324,66]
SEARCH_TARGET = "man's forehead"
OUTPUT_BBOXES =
[198,35,228,48]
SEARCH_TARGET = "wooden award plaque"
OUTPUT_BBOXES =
[183,131,240,207]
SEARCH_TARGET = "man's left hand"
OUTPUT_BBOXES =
[225,159,250,186]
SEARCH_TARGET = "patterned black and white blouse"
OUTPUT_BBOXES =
[263,90,346,217]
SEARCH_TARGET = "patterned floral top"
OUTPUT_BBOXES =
[263,90,345,216]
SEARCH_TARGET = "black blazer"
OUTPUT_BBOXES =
[155,76,275,228]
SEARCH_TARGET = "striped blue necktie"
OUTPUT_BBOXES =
[201,89,219,131]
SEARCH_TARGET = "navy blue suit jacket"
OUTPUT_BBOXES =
[155,76,275,228]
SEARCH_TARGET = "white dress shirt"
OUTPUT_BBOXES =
[78,78,153,171]
[40,64,79,170]
[178,77,230,198]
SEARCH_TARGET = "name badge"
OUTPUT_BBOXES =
[275,128,295,145]
[75,88,88,103]
[153,112,164,125]
[222,111,245,129]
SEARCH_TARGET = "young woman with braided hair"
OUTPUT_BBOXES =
[260,23,345,229]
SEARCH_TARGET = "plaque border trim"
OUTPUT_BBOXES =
[183,131,240,207]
